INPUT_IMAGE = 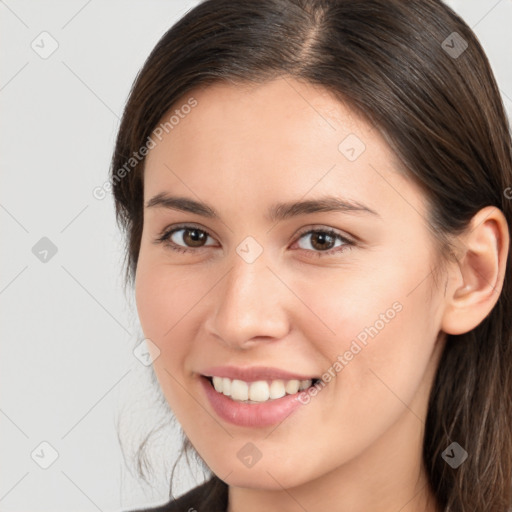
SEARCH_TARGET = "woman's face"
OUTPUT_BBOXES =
[135,77,447,491]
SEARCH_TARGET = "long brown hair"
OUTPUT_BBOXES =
[111,1,512,510]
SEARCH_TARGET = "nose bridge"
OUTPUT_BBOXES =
[209,248,290,347]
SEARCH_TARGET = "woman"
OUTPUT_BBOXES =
[112,0,512,510]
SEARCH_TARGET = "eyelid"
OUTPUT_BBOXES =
[155,223,356,255]
[155,222,218,246]
[294,224,354,243]
[290,226,355,257]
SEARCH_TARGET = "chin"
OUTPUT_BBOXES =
[218,460,314,491]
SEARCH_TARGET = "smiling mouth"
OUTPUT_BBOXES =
[204,375,321,403]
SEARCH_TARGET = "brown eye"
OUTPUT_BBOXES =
[292,228,355,258]
[179,228,209,247]
[308,231,336,251]
[157,225,217,253]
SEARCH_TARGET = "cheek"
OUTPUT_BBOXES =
[134,259,202,414]
[332,280,439,424]
[283,257,408,357]
[134,256,196,360]
[289,251,440,410]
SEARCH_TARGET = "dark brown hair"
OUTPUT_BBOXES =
[111,0,512,510]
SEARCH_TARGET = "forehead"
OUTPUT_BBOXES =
[150,77,365,161]
[143,77,427,223]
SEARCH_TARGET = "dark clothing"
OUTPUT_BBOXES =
[127,476,228,512]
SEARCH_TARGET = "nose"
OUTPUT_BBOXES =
[206,251,291,350]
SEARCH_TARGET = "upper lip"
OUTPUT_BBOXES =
[200,365,318,382]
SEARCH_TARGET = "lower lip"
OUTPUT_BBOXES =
[200,376,308,427]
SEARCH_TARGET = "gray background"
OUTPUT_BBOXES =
[1,1,511,511]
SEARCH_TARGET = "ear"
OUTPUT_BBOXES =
[441,206,509,335]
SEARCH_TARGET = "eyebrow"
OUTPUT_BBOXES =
[145,193,380,222]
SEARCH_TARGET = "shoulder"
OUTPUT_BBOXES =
[124,476,228,512]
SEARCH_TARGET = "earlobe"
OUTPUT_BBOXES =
[441,206,509,335]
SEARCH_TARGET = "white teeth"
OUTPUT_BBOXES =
[230,379,249,401]
[212,376,223,392]
[222,377,231,396]
[269,379,286,399]
[209,376,314,402]
[248,381,269,402]
[285,379,300,394]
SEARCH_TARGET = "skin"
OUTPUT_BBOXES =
[135,77,508,512]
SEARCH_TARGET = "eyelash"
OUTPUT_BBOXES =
[155,224,355,258]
